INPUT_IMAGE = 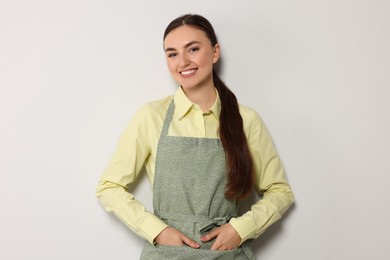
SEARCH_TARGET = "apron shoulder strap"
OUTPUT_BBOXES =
[160,100,175,137]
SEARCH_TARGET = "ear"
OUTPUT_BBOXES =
[212,43,220,64]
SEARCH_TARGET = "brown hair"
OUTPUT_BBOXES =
[163,14,254,200]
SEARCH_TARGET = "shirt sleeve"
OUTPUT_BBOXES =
[229,110,294,244]
[95,103,168,245]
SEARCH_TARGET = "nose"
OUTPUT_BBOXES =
[178,53,190,68]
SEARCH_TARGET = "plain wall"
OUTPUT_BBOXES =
[1,0,389,259]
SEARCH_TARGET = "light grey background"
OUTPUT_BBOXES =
[1,0,389,259]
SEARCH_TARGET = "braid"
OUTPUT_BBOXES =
[213,70,254,200]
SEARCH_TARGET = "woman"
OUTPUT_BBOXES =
[96,14,294,259]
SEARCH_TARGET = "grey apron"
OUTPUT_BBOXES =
[140,101,255,260]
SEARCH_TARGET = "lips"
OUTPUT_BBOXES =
[180,69,197,77]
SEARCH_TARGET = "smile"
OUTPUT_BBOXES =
[180,69,197,76]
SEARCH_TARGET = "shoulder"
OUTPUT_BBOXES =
[134,95,173,121]
[238,103,266,138]
[238,103,263,124]
[124,95,173,133]
[121,95,173,141]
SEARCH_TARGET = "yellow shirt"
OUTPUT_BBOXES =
[96,87,294,245]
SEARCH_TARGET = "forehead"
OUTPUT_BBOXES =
[164,25,210,48]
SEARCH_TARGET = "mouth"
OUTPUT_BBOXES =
[180,69,197,77]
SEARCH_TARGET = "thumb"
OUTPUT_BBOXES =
[179,233,200,248]
[200,227,221,242]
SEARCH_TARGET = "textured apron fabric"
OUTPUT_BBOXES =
[140,101,255,260]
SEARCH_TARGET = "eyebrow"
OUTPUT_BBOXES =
[164,41,201,52]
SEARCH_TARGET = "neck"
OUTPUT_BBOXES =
[182,84,216,112]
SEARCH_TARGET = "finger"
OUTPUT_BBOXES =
[210,241,222,251]
[155,230,181,246]
[209,224,241,251]
[200,227,221,242]
[179,233,200,248]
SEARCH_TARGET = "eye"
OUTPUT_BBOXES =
[167,52,177,58]
[189,47,199,53]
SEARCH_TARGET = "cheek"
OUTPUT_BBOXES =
[197,52,214,67]
[166,60,177,74]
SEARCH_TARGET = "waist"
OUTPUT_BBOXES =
[156,211,235,235]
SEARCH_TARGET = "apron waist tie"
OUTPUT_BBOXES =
[156,211,235,235]
[199,214,234,235]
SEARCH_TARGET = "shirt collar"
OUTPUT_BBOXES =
[174,87,221,120]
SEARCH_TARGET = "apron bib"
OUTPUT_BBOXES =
[140,101,255,260]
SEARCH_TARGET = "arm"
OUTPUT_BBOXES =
[95,103,168,245]
[229,110,294,244]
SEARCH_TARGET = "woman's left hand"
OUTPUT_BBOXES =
[200,223,241,251]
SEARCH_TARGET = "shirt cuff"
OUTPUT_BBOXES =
[140,214,169,245]
[229,217,257,245]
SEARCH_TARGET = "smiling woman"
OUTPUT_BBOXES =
[96,14,294,260]
[164,26,219,104]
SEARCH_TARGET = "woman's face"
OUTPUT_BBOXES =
[163,25,220,91]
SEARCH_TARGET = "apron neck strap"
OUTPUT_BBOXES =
[161,100,175,137]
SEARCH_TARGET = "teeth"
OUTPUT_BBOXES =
[181,69,195,75]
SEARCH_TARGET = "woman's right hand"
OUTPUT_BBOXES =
[154,227,200,248]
